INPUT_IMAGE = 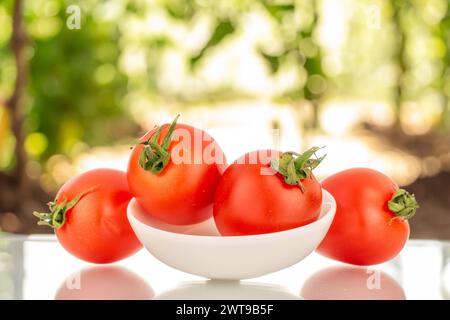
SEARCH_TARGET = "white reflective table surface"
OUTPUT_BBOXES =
[0,235,449,300]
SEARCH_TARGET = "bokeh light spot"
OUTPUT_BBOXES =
[25,132,48,157]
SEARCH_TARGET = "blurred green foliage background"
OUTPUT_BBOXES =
[1,0,450,235]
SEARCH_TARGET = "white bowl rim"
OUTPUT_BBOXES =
[128,189,336,240]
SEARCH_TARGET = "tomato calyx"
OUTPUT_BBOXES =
[270,146,325,192]
[33,187,97,229]
[388,188,419,220]
[138,114,180,174]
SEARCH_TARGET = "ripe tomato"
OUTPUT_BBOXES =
[317,168,419,265]
[127,116,226,225]
[213,148,324,236]
[34,169,141,263]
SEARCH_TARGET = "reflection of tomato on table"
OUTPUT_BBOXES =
[301,266,406,300]
[55,266,154,300]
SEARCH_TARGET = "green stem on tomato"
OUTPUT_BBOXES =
[270,146,326,192]
[388,188,419,220]
[33,187,97,229]
[138,114,180,174]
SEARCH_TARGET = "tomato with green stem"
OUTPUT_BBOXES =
[34,169,141,264]
[127,115,227,225]
[213,147,325,236]
[317,168,419,265]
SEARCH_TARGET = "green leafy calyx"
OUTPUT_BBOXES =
[270,146,325,192]
[33,187,96,229]
[138,115,180,174]
[388,188,419,220]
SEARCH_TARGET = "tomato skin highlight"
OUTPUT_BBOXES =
[317,168,410,266]
[213,150,322,236]
[127,123,227,225]
[55,169,141,264]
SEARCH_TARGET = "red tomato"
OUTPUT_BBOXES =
[34,169,141,264]
[317,168,419,265]
[213,148,324,236]
[127,116,226,225]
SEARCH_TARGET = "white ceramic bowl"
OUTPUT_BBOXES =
[127,190,336,280]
